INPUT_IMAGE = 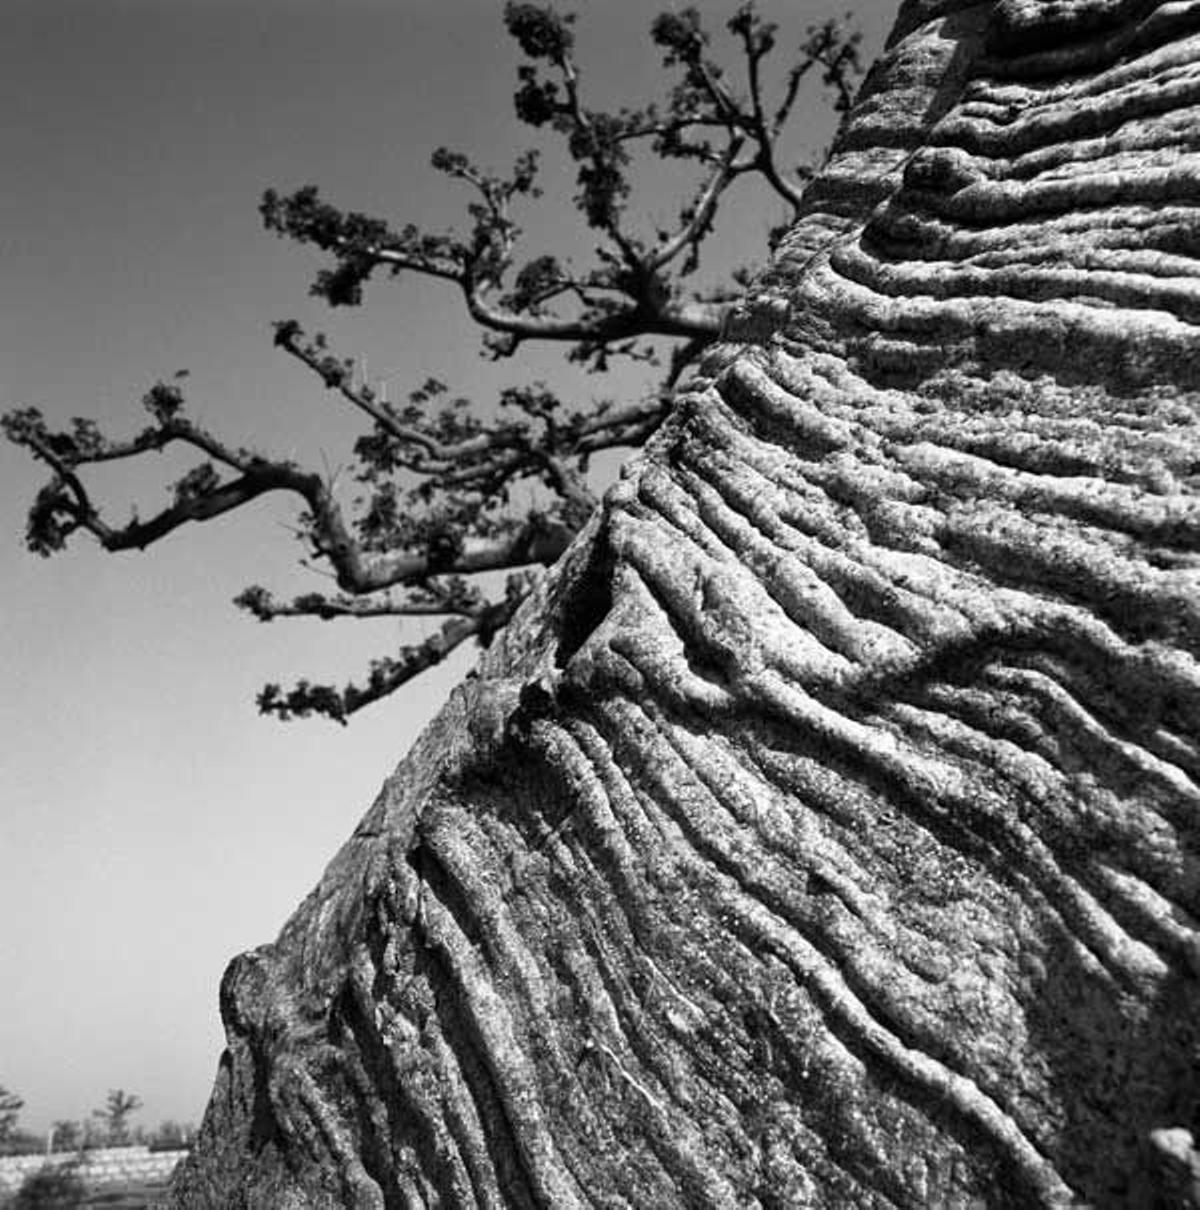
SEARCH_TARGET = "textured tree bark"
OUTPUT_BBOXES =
[172,1,1200,1205]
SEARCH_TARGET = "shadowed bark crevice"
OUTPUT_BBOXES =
[551,523,617,672]
[1026,944,1200,1204]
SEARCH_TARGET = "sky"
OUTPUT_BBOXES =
[0,0,891,1136]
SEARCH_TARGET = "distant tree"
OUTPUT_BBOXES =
[48,1121,81,1154]
[92,1090,141,1147]
[0,1086,23,1147]
[3,2,861,723]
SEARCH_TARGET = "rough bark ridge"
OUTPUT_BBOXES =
[173,1,1200,1205]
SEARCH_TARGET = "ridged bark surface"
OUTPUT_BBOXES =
[173,1,1200,1205]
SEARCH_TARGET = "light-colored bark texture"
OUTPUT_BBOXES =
[172,1,1200,1205]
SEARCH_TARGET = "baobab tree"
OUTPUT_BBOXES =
[163,0,1200,1203]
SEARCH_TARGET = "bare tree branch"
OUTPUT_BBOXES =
[4,394,576,590]
[234,586,478,622]
[257,602,517,723]
[5,2,864,722]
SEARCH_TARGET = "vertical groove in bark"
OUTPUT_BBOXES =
[174,0,1200,1205]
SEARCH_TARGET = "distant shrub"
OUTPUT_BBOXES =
[147,1119,193,1151]
[12,1164,86,1209]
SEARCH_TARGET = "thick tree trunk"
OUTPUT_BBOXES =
[172,1,1200,1205]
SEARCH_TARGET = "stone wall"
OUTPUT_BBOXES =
[0,1145,187,1195]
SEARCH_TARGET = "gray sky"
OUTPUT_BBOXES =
[0,0,891,1135]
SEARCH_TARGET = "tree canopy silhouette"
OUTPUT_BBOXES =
[3,2,860,723]
[94,1089,142,1146]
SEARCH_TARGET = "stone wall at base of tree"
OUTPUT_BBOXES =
[0,1145,187,1194]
